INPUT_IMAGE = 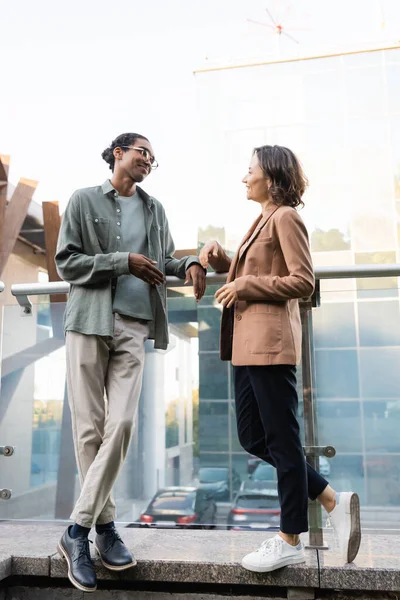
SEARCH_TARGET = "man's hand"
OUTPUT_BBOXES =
[185,264,206,302]
[215,282,238,308]
[199,240,223,269]
[128,253,166,285]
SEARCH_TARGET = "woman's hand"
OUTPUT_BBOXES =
[199,240,223,269]
[215,282,238,308]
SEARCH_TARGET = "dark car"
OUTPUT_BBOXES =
[227,490,281,531]
[247,456,261,475]
[241,462,277,492]
[248,456,330,478]
[136,486,216,529]
[196,466,241,502]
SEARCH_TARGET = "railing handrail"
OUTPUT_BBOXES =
[313,263,400,279]
[9,263,400,303]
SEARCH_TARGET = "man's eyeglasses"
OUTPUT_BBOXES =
[121,146,159,169]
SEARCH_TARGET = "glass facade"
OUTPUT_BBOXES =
[193,46,400,528]
[195,48,400,262]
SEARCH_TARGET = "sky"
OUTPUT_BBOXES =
[1,0,400,247]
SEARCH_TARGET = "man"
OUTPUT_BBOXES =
[55,132,206,593]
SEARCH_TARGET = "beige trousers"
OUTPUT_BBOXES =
[65,313,149,528]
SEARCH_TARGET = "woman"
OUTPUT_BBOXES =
[199,145,361,572]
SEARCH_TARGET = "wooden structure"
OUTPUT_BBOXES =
[0,155,74,519]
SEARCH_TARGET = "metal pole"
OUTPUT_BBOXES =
[300,298,328,550]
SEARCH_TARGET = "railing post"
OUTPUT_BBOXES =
[0,446,14,501]
[300,283,329,550]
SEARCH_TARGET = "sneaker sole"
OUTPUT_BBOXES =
[347,493,361,563]
[57,542,97,593]
[241,554,306,573]
[94,543,137,571]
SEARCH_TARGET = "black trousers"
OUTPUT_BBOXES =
[234,364,329,534]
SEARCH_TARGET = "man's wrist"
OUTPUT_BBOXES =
[185,258,207,274]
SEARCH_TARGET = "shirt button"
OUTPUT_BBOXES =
[117,236,121,240]
[94,218,99,223]
[236,314,242,321]
[117,222,121,226]
[117,209,121,213]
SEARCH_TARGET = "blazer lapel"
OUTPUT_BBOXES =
[227,206,281,282]
[227,216,262,283]
[239,205,280,258]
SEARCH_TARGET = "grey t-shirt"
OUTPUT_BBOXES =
[112,192,152,320]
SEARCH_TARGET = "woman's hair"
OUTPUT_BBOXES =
[101,132,149,172]
[253,145,308,208]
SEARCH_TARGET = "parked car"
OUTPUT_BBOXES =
[196,466,241,501]
[246,456,331,481]
[247,456,261,475]
[241,462,277,492]
[227,490,281,531]
[136,487,216,529]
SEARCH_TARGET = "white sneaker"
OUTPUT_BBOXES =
[241,535,306,573]
[328,492,361,563]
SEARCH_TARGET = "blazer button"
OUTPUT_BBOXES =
[236,314,242,321]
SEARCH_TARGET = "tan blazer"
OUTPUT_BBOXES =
[217,204,315,366]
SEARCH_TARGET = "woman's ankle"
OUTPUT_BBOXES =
[317,485,336,513]
[279,531,300,546]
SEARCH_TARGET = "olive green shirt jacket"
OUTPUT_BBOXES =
[55,179,201,349]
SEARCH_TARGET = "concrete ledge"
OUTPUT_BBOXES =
[0,589,288,600]
[319,532,400,592]
[51,528,319,588]
[0,523,399,594]
[0,556,11,582]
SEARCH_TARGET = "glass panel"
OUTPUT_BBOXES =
[355,252,398,297]
[386,64,400,114]
[314,285,400,522]
[343,50,382,68]
[0,302,68,521]
[2,277,400,532]
[344,66,385,117]
[199,402,229,451]
[303,69,343,123]
[385,48,400,64]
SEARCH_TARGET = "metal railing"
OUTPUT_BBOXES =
[9,264,400,310]
[3,264,400,543]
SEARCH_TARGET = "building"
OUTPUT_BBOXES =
[194,43,400,520]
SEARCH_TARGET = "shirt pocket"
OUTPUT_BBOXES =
[151,223,165,260]
[85,214,110,252]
